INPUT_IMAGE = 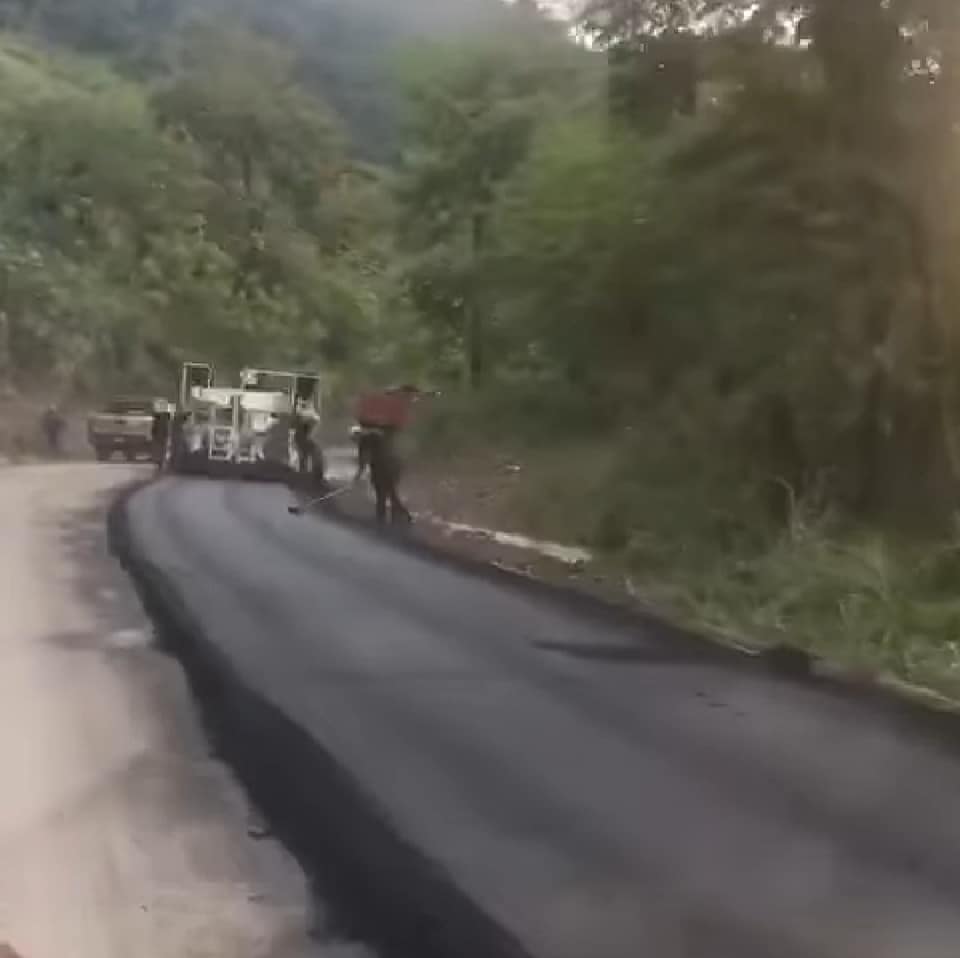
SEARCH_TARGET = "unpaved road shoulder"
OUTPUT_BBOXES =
[0,464,329,958]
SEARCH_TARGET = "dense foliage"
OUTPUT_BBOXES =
[0,37,379,392]
[402,0,960,532]
[0,0,450,393]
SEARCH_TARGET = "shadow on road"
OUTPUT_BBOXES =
[530,638,706,666]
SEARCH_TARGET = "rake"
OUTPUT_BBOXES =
[287,483,354,516]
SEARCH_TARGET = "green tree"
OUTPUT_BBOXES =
[396,9,590,387]
[154,21,343,213]
[0,47,222,386]
[151,19,394,372]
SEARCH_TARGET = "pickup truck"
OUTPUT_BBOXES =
[87,397,167,462]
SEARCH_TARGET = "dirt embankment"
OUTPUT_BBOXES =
[326,447,618,612]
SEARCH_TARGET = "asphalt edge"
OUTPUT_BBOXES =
[107,478,536,958]
[314,495,960,755]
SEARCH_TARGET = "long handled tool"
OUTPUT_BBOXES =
[287,483,354,516]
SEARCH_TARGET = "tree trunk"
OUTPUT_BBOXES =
[761,392,805,525]
[241,150,254,200]
[900,186,960,527]
[854,369,885,518]
[0,263,11,393]
[916,194,960,513]
[866,385,956,532]
[462,211,486,390]
[0,309,10,393]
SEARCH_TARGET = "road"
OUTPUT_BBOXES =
[0,464,361,958]
[120,475,960,958]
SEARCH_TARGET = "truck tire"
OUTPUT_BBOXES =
[94,446,111,462]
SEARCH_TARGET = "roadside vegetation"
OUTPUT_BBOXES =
[4,0,960,694]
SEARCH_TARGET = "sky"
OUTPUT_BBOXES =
[516,0,576,17]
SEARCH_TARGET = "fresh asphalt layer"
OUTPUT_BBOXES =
[122,475,960,958]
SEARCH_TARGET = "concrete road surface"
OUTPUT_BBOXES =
[127,477,960,958]
[0,464,358,958]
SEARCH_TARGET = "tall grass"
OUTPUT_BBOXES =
[412,387,960,696]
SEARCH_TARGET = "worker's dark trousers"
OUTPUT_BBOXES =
[153,436,168,469]
[372,469,410,524]
[297,444,312,475]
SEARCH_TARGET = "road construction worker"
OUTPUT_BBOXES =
[354,425,411,524]
[351,424,370,478]
[294,414,315,478]
[169,411,186,470]
[41,405,65,456]
[309,422,327,489]
[151,403,171,470]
